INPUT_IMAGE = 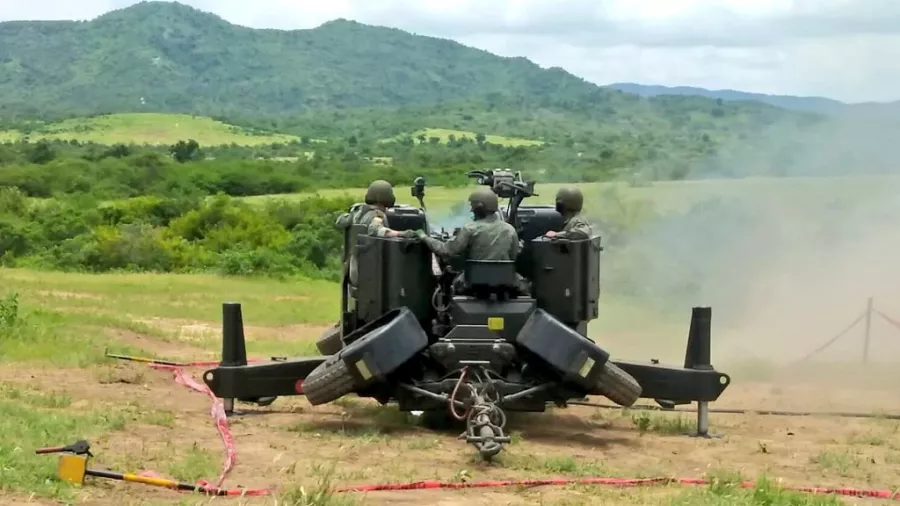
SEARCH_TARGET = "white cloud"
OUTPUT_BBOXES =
[2,0,899,102]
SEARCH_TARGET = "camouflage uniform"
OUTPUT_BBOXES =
[334,180,412,287]
[555,214,592,240]
[550,187,592,240]
[420,188,525,293]
[421,213,520,261]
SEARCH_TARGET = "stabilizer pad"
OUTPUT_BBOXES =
[337,307,430,389]
[514,309,610,391]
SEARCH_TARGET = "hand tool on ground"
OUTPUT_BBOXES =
[35,440,228,495]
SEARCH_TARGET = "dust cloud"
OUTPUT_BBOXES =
[597,111,900,369]
[419,117,900,372]
[427,201,473,233]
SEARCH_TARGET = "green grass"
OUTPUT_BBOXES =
[0,268,340,367]
[0,264,685,369]
[0,382,130,501]
[667,474,845,506]
[242,173,900,216]
[0,113,301,146]
[0,307,148,366]
[0,268,338,326]
[380,127,545,147]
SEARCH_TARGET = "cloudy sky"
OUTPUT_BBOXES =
[2,0,899,103]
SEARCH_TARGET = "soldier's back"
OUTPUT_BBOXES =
[468,216,519,261]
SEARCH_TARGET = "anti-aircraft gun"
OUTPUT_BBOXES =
[201,170,732,461]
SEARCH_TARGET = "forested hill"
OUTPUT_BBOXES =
[1,0,799,126]
[0,0,625,118]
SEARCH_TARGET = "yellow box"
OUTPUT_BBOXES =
[487,317,504,331]
[57,453,88,485]
[355,359,373,380]
[578,357,595,378]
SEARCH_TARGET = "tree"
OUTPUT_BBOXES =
[170,139,200,163]
[27,140,55,164]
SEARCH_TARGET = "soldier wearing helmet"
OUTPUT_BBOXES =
[416,187,525,294]
[545,186,592,240]
[335,180,416,286]
[417,187,520,261]
[318,180,416,356]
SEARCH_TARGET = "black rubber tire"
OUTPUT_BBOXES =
[303,356,356,406]
[593,361,642,407]
[315,323,343,356]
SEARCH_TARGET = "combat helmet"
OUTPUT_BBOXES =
[554,187,583,214]
[365,180,396,207]
[468,187,500,216]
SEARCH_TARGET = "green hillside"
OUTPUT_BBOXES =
[0,0,635,118]
[379,128,545,147]
[2,1,896,181]
[0,113,298,146]
[0,1,797,129]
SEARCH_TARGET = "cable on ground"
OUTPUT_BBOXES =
[568,401,900,420]
[334,477,900,500]
[102,352,900,501]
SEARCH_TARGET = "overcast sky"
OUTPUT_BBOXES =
[3,0,899,103]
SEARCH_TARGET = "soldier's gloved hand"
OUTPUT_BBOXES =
[415,229,428,239]
[400,229,418,239]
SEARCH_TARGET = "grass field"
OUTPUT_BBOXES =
[242,173,900,217]
[3,263,900,505]
[380,128,545,147]
[5,174,900,505]
[0,113,301,146]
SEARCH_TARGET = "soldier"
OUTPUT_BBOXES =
[415,187,524,294]
[318,180,416,356]
[335,179,417,286]
[545,186,592,240]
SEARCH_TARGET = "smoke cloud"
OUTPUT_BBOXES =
[596,111,900,367]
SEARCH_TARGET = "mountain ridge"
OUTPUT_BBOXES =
[1,1,896,121]
[2,1,899,183]
[1,1,636,119]
[606,83,899,115]
[0,0,801,124]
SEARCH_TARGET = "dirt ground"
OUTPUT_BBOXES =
[5,324,900,506]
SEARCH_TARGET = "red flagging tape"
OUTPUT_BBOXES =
[147,364,274,497]
[141,362,900,501]
[334,477,900,500]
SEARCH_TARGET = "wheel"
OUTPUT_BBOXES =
[303,356,356,406]
[315,323,343,355]
[593,361,641,407]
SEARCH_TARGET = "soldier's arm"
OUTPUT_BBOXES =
[368,213,415,238]
[555,216,592,240]
[367,213,390,237]
[335,212,353,230]
[335,204,364,230]
[423,225,472,258]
